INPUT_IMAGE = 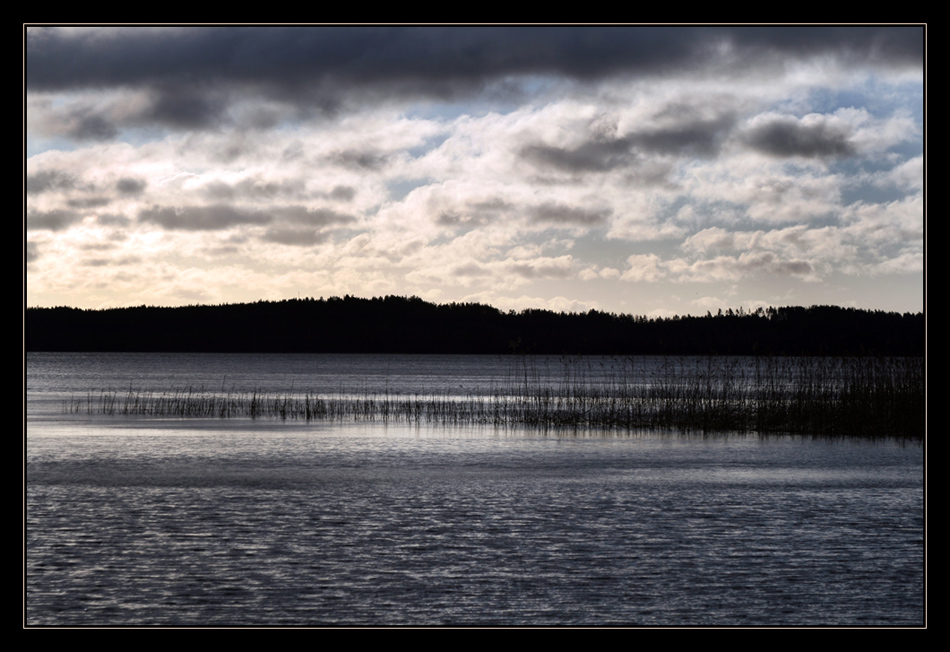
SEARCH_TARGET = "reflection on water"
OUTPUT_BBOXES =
[26,353,924,626]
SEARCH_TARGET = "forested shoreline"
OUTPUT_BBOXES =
[26,296,924,356]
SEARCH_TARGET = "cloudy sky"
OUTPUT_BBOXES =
[25,25,924,316]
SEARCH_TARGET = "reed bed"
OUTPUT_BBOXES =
[65,356,924,439]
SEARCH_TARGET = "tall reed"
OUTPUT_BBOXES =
[64,356,924,439]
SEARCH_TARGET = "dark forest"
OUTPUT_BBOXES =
[25,296,924,356]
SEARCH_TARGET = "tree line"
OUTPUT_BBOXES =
[25,295,924,356]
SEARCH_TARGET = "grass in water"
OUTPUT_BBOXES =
[65,356,924,439]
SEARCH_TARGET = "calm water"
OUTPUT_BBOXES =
[26,352,925,626]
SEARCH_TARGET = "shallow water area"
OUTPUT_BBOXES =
[26,353,924,626]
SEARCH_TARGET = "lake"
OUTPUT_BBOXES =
[26,352,925,626]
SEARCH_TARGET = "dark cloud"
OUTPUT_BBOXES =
[28,173,144,211]
[688,252,815,279]
[82,255,141,267]
[67,111,119,141]
[141,85,229,130]
[272,206,355,226]
[27,170,77,195]
[521,106,737,175]
[521,138,636,173]
[27,208,82,231]
[27,26,922,131]
[436,211,464,226]
[66,196,111,209]
[26,241,40,264]
[530,202,610,226]
[725,25,922,68]
[631,109,737,156]
[116,177,148,196]
[742,116,856,159]
[245,179,307,199]
[79,241,118,251]
[451,262,490,277]
[622,160,676,187]
[331,149,390,171]
[137,203,354,231]
[28,26,921,92]
[206,244,242,256]
[739,252,813,276]
[328,185,356,202]
[97,213,132,227]
[469,198,512,213]
[26,26,684,93]
[200,178,307,201]
[437,198,512,227]
[138,204,272,230]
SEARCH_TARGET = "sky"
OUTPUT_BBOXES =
[25,25,925,317]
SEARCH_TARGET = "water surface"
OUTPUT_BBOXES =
[26,352,925,626]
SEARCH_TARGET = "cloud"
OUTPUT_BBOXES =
[116,177,148,196]
[328,185,356,202]
[64,109,119,141]
[841,194,923,244]
[27,169,77,195]
[529,202,611,226]
[621,254,666,282]
[519,104,737,176]
[683,159,846,224]
[199,177,308,202]
[27,26,922,136]
[274,206,355,227]
[741,113,856,159]
[878,155,923,192]
[520,137,636,173]
[331,148,391,171]
[681,224,861,273]
[672,252,817,282]
[507,255,575,279]
[27,209,82,231]
[66,196,111,209]
[25,26,924,315]
[96,213,132,227]
[138,204,272,230]
[27,26,922,93]
[136,203,356,232]
[140,85,229,130]
[722,25,922,66]
[261,227,331,246]
[873,249,923,275]
[622,249,820,284]
[26,241,40,264]
[681,227,748,254]
[628,104,737,156]
[437,199,511,228]
[81,255,142,267]
[451,262,491,277]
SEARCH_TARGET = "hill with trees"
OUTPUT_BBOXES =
[25,296,924,356]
